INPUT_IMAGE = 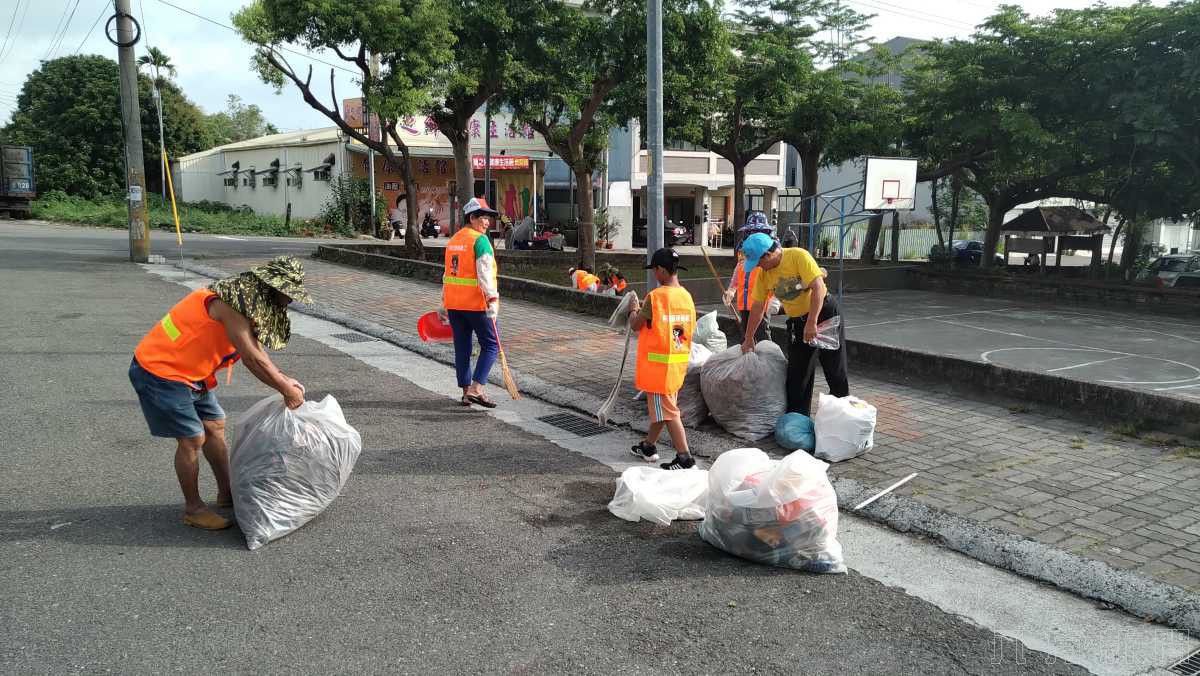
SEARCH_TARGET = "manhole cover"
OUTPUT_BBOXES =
[537,413,612,438]
[1170,649,1200,676]
[331,332,376,343]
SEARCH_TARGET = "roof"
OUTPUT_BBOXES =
[179,127,342,162]
[1001,206,1111,236]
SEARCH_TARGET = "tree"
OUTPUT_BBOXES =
[1,55,209,199]
[428,0,546,223]
[505,0,661,269]
[138,77,212,195]
[137,46,176,86]
[672,3,809,232]
[204,94,279,145]
[234,0,456,254]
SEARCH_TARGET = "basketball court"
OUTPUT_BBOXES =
[840,290,1200,402]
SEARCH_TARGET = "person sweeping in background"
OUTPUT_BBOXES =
[442,198,502,408]
[628,248,697,470]
[568,265,602,293]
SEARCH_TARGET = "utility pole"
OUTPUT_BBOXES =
[366,52,380,237]
[484,98,492,206]
[645,0,665,290]
[115,0,149,263]
[153,86,165,203]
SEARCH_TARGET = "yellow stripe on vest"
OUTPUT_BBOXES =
[443,276,479,286]
[160,313,181,341]
[647,352,689,364]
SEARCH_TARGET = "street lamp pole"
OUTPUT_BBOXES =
[646,0,665,290]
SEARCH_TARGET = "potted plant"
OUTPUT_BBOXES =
[594,207,611,248]
[605,216,621,249]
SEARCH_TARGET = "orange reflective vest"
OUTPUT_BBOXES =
[572,270,600,291]
[610,276,627,293]
[443,228,494,311]
[731,259,763,311]
[134,289,240,390]
[635,286,696,395]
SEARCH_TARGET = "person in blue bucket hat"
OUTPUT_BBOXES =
[738,232,850,416]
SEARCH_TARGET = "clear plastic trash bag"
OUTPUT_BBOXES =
[807,316,841,350]
[700,342,788,440]
[813,393,876,463]
[678,343,713,427]
[694,311,728,354]
[607,466,709,526]
[697,447,846,573]
[230,394,363,550]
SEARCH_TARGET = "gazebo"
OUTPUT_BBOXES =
[1002,206,1111,274]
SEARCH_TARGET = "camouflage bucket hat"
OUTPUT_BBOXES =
[250,255,312,305]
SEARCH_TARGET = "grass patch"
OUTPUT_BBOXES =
[1170,446,1200,460]
[1008,404,1030,414]
[1107,420,1145,438]
[1070,437,1086,450]
[30,191,335,238]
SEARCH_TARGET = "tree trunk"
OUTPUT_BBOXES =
[889,211,900,263]
[732,160,747,239]
[574,165,596,270]
[860,213,884,263]
[1119,218,1145,280]
[447,127,474,235]
[981,199,1007,269]
[400,153,423,256]
[1106,217,1125,272]
[930,178,944,248]
[949,176,961,255]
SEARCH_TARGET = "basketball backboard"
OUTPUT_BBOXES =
[863,157,918,211]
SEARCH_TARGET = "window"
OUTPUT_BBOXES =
[223,177,236,187]
[313,168,331,182]
[287,175,302,188]
[262,175,277,187]
[242,175,255,188]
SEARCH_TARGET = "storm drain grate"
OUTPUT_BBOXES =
[537,413,611,438]
[1170,649,1200,676]
[331,332,377,344]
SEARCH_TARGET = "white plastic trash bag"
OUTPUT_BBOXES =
[694,311,727,354]
[807,316,841,350]
[700,342,788,440]
[231,394,363,550]
[813,393,876,462]
[678,343,712,427]
[697,447,846,573]
[608,466,709,526]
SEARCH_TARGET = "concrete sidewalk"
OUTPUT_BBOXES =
[194,254,1200,622]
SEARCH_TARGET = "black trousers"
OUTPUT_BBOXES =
[739,309,771,342]
[785,298,850,416]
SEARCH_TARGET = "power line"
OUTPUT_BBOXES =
[152,0,360,76]
[847,0,977,32]
[0,0,23,66]
[44,0,83,62]
[41,0,76,62]
[73,2,110,55]
[0,0,32,65]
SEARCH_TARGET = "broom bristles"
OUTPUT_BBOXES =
[499,348,521,400]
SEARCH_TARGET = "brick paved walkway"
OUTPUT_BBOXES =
[203,255,1200,593]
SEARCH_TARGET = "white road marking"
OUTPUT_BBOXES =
[844,308,1019,330]
[214,235,246,241]
[1154,382,1200,392]
[1046,355,1132,373]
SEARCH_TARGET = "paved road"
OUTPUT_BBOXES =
[0,227,1095,673]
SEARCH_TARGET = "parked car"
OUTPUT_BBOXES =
[633,220,695,247]
[1174,272,1200,289]
[950,240,1005,267]
[1139,253,1200,288]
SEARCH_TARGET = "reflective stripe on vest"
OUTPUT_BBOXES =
[634,285,696,395]
[134,289,240,389]
[443,276,479,286]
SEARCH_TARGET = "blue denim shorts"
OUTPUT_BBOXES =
[129,358,224,439]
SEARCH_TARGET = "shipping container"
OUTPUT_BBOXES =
[0,145,35,218]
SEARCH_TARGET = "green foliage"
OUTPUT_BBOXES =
[1,55,212,199]
[30,190,316,237]
[319,175,386,237]
[137,46,177,85]
[203,94,279,145]
[933,180,989,230]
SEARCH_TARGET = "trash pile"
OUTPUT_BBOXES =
[774,412,815,452]
[677,343,712,428]
[607,465,708,526]
[230,394,362,550]
[700,342,788,440]
[813,394,876,462]
[697,448,846,573]
[693,311,728,354]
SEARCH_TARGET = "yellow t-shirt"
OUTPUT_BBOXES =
[751,248,825,318]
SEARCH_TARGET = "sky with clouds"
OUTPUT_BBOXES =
[0,0,1169,133]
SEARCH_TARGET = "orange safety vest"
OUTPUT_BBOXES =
[443,228,494,311]
[731,259,763,311]
[134,289,240,390]
[635,286,696,395]
[610,276,627,293]
[572,270,600,291]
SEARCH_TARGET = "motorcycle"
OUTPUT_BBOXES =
[420,212,440,238]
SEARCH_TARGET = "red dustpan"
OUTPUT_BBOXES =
[417,311,453,342]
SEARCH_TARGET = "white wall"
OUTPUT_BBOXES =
[178,142,344,220]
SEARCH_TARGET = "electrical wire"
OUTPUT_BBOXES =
[0,0,23,66]
[45,0,84,61]
[846,0,978,31]
[0,0,32,65]
[42,0,78,61]
[73,2,110,55]
[152,0,359,76]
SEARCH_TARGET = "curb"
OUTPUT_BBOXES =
[176,259,1200,635]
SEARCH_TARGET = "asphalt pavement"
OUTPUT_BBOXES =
[0,224,1094,673]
